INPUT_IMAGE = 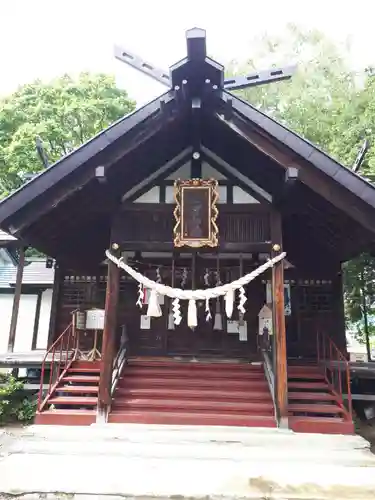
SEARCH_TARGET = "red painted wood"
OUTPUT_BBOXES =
[67,367,101,374]
[118,377,268,391]
[110,359,275,427]
[287,362,354,434]
[56,385,99,393]
[35,410,96,426]
[288,392,336,401]
[288,372,326,380]
[123,366,265,380]
[62,375,100,383]
[289,417,354,435]
[71,361,101,370]
[48,396,98,405]
[288,381,327,390]
[115,387,271,401]
[112,398,274,414]
[108,411,277,427]
[288,403,344,414]
[128,358,260,371]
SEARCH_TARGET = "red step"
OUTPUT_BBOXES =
[124,366,264,380]
[62,375,100,383]
[67,367,101,374]
[35,409,96,426]
[288,381,328,390]
[118,377,267,391]
[48,396,97,406]
[289,416,354,435]
[112,397,273,414]
[288,404,344,414]
[108,410,276,427]
[128,359,260,371]
[70,360,101,370]
[56,385,99,394]
[288,392,337,401]
[115,386,270,401]
[288,365,322,373]
[288,372,325,380]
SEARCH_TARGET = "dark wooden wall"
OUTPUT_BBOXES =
[283,270,346,358]
[53,264,346,359]
[112,204,271,250]
[52,205,347,360]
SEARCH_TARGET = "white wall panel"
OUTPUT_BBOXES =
[36,289,53,349]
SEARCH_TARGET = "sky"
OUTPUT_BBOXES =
[1,0,375,106]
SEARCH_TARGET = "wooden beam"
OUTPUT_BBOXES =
[270,211,288,427]
[223,111,375,236]
[201,145,273,204]
[31,290,43,350]
[7,247,26,352]
[97,251,120,421]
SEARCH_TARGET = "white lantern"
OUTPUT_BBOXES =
[258,304,273,336]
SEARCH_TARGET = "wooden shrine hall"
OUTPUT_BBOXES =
[1,28,375,433]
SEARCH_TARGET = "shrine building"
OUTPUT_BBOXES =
[0,28,375,433]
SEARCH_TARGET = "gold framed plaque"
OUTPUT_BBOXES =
[173,178,219,248]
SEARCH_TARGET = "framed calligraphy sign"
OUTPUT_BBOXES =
[173,179,219,248]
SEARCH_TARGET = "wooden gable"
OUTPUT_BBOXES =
[0,29,374,268]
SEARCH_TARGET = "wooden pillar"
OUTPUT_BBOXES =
[7,246,26,352]
[270,211,288,426]
[31,290,43,350]
[97,250,120,421]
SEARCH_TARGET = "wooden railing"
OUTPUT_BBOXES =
[317,331,353,421]
[38,322,78,412]
[259,330,277,416]
[111,342,127,397]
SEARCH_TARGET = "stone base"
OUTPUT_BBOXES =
[1,424,375,499]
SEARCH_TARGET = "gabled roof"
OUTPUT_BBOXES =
[0,28,374,267]
[0,257,54,288]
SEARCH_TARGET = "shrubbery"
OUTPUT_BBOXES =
[0,374,37,425]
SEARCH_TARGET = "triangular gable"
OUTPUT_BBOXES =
[128,157,270,204]
[0,28,374,264]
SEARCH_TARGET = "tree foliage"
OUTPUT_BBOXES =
[343,254,375,348]
[228,25,375,344]
[229,25,375,181]
[0,73,136,197]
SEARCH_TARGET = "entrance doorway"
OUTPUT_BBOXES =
[124,278,264,360]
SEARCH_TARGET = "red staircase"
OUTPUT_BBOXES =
[35,322,100,425]
[287,330,355,435]
[109,358,276,427]
[35,360,100,425]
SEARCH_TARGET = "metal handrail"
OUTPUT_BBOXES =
[111,344,127,396]
[317,331,353,421]
[37,322,78,412]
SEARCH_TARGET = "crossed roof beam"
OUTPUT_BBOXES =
[114,27,296,92]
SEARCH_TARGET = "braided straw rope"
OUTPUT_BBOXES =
[106,250,286,300]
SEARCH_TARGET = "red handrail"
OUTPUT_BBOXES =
[38,321,78,412]
[317,331,353,421]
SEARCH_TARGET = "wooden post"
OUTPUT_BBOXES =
[7,246,26,352]
[270,211,288,427]
[97,249,120,422]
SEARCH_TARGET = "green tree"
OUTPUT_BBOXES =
[343,254,375,358]
[229,25,372,177]
[228,25,375,350]
[0,73,136,197]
